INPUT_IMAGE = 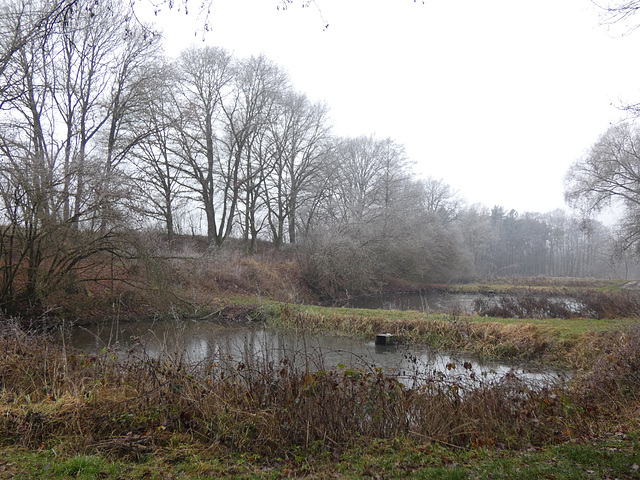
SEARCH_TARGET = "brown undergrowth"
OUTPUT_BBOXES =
[473,290,640,320]
[14,236,309,325]
[1,317,639,461]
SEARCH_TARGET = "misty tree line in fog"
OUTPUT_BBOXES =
[0,0,635,307]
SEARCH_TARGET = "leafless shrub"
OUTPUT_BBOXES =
[473,290,640,320]
[575,322,640,405]
[298,234,382,299]
[573,290,640,319]
[473,294,575,319]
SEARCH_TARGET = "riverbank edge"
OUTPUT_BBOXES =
[53,292,638,370]
[259,301,636,370]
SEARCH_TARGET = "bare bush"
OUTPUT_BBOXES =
[574,290,640,319]
[474,291,640,320]
[574,322,640,412]
[298,234,381,299]
[473,294,575,319]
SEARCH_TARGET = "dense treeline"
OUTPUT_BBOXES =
[0,0,636,310]
[456,206,618,279]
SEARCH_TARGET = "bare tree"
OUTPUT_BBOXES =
[173,46,234,247]
[453,205,495,277]
[596,0,640,30]
[0,1,78,102]
[589,1,640,116]
[130,61,187,242]
[420,177,464,223]
[565,122,640,252]
[0,0,155,312]
[565,123,640,209]
[298,134,467,289]
[224,55,289,252]
[44,0,160,227]
[327,136,410,228]
[95,21,163,232]
[264,92,331,246]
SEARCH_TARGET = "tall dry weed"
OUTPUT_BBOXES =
[575,322,640,404]
[168,244,304,304]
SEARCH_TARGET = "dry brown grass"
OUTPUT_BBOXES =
[572,322,640,406]
[27,235,309,322]
[164,242,306,305]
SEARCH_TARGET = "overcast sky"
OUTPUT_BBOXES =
[139,0,640,215]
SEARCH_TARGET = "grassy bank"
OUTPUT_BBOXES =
[438,276,625,294]
[266,302,638,368]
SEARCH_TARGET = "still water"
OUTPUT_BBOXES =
[347,292,486,314]
[347,291,584,317]
[69,318,566,387]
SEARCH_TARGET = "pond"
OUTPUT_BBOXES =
[347,291,585,318]
[346,291,489,314]
[68,317,567,388]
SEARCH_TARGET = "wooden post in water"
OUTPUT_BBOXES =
[375,333,394,346]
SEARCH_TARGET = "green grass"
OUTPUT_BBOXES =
[298,303,637,333]
[463,315,637,335]
[2,435,639,479]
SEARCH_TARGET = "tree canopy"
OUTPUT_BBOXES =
[565,122,640,252]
